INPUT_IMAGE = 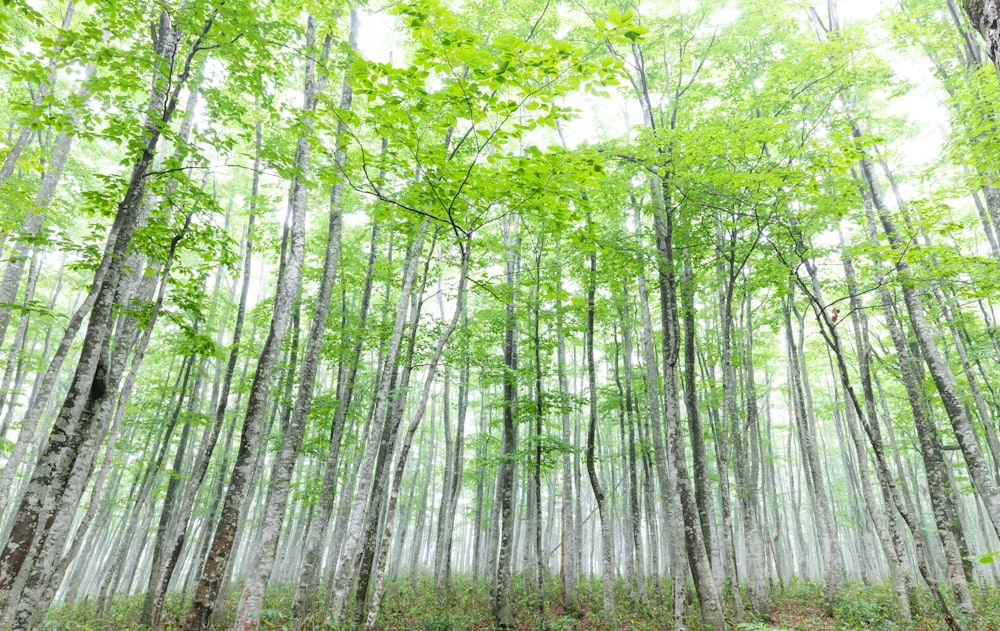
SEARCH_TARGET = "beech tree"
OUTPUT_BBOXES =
[3,0,1000,630]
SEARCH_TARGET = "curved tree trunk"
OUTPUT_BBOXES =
[585,246,615,623]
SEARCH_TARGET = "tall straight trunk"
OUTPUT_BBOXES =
[709,248,745,622]
[0,12,213,605]
[650,178,725,630]
[713,238,764,619]
[782,292,844,616]
[860,197,976,613]
[738,284,770,617]
[351,228,436,622]
[232,13,356,630]
[182,16,326,630]
[791,250,964,630]
[361,241,470,630]
[585,247,615,622]
[492,213,520,627]
[555,251,577,609]
[290,218,382,625]
[681,257,712,561]
[629,28,723,622]
[327,219,429,623]
[147,129,260,631]
[472,390,489,587]
[433,363,455,592]
[141,363,204,626]
[630,199,688,629]
[433,311,468,594]
[531,238,546,615]
[619,290,647,605]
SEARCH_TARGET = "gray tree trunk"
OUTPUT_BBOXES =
[182,15,325,630]
[492,212,520,627]
[961,0,1000,78]
[326,219,429,622]
[858,143,1000,540]
[584,247,615,623]
[361,239,469,630]
[555,254,577,610]
[783,292,844,616]
[0,10,211,615]
[233,12,356,630]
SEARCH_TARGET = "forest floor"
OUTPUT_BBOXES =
[46,577,1000,630]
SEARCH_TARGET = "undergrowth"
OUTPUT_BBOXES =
[43,575,1000,630]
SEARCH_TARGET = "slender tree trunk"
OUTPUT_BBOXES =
[555,250,577,610]
[327,219,429,623]
[0,12,212,605]
[182,16,326,629]
[619,290,647,605]
[738,283,771,618]
[783,291,844,616]
[233,13,356,630]
[631,198,688,629]
[361,239,469,630]
[492,213,520,627]
[790,246,965,630]
[710,248,745,622]
[858,142,1000,540]
[681,256,712,564]
[859,196,976,615]
[651,179,725,630]
[290,217,382,625]
[531,237,546,616]
[147,134,260,631]
[585,246,615,623]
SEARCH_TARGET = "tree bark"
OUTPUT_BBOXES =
[326,219,429,623]
[492,212,520,627]
[182,15,325,630]
[0,9,212,615]
[232,12,356,630]
[961,0,1000,79]
[585,245,615,623]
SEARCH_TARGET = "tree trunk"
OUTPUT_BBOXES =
[326,219,429,623]
[0,11,212,615]
[619,290,647,605]
[361,239,469,629]
[585,246,615,623]
[232,12,356,630]
[555,249,577,610]
[290,216,382,625]
[960,0,1000,79]
[492,212,520,627]
[858,142,1000,540]
[631,198,689,629]
[182,15,325,630]
[783,292,844,616]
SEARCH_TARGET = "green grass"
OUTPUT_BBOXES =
[44,575,1000,630]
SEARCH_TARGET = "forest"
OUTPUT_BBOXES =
[1,0,1000,629]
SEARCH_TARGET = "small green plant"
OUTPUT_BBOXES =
[249,608,286,630]
[423,612,452,631]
